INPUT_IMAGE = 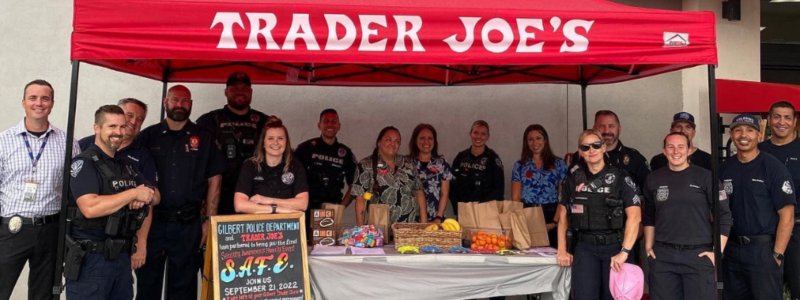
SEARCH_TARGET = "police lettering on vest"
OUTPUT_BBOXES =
[294,137,357,207]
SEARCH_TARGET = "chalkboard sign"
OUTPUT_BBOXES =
[207,213,310,300]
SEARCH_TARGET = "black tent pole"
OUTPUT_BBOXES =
[580,66,588,130]
[53,60,81,299]
[160,68,170,120]
[707,64,723,297]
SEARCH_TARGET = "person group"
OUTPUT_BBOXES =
[0,75,797,300]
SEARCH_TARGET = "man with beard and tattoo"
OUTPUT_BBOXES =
[567,110,649,265]
[77,98,159,271]
[197,72,268,216]
[721,113,795,300]
[759,101,800,300]
[67,105,157,299]
[135,85,227,300]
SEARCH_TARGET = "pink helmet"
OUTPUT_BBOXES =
[609,263,644,300]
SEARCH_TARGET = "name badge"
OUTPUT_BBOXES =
[571,204,584,214]
[23,180,39,202]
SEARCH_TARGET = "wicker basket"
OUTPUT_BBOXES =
[392,223,462,251]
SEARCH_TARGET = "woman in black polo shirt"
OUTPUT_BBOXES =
[234,119,309,214]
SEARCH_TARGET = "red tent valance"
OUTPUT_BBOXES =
[716,79,800,114]
[72,0,717,85]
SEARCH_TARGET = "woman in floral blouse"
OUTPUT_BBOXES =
[408,124,454,223]
[511,124,567,247]
[353,126,427,225]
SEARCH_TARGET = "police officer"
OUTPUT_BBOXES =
[721,113,796,300]
[136,85,227,300]
[643,132,732,300]
[649,112,713,171]
[197,72,268,216]
[294,109,357,209]
[77,98,158,270]
[450,120,504,217]
[66,105,156,300]
[234,119,309,214]
[557,129,641,300]
[759,101,800,299]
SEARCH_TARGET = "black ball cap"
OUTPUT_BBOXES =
[226,72,251,87]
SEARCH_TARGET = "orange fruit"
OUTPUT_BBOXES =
[499,234,506,241]
[471,244,478,250]
[478,240,485,246]
[472,236,477,242]
[498,241,506,249]
[491,237,497,245]
[490,233,497,239]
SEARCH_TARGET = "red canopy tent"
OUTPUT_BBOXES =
[717,79,800,114]
[58,0,722,298]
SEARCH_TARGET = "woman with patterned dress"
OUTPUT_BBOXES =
[409,124,454,223]
[511,124,567,248]
[353,126,427,225]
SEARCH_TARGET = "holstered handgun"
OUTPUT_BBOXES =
[64,235,86,281]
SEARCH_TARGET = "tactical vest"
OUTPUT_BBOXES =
[568,165,625,232]
[68,149,147,237]
[305,144,346,204]
[455,156,495,202]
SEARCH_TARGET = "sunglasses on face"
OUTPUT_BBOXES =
[579,141,603,151]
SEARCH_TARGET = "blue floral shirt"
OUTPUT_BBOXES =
[511,158,567,204]
[414,157,454,221]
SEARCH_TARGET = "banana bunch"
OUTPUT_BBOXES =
[440,218,461,232]
[424,224,440,231]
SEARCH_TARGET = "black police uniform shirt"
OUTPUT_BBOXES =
[759,137,800,218]
[235,158,308,200]
[69,144,150,240]
[79,134,158,186]
[649,148,713,172]
[559,163,640,236]
[570,140,650,193]
[643,165,733,246]
[137,119,228,210]
[294,137,357,207]
[720,152,796,237]
[451,147,505,203]
[196,105,268,214]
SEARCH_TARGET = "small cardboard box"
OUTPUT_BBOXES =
[311,209,336,229]
[311,228,337,246]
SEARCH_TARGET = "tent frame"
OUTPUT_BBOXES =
[53,60,723,299]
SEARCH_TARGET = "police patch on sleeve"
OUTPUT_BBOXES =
[495,158,503,169]
[70,160,84,178]
[723,181,733,195]
[282,172,295,185]
[624,176,636,189]
[783,181,794,195]
[604,173,615,185]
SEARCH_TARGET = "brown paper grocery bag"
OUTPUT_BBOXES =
[458,202,479,239]
[368,203,391,239]
[495,200,523,214]
[524,206,550,247]
[510,209,532,249]
[321,203,345,237]
[475,201,502,230]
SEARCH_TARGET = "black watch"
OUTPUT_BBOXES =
[620,247,631,254]
[774,252,785,262]
[435,216,444,222]
[271,204,278,214]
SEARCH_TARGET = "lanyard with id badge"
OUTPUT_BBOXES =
[21,131,51,203]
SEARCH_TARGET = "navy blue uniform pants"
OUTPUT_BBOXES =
[66,253,133,300]
[786,226,800,300]
[135,218,201,300]
[0,221,59,300]
[722,241,783,300]
[572,241,635,300]
[647,243,715,300]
